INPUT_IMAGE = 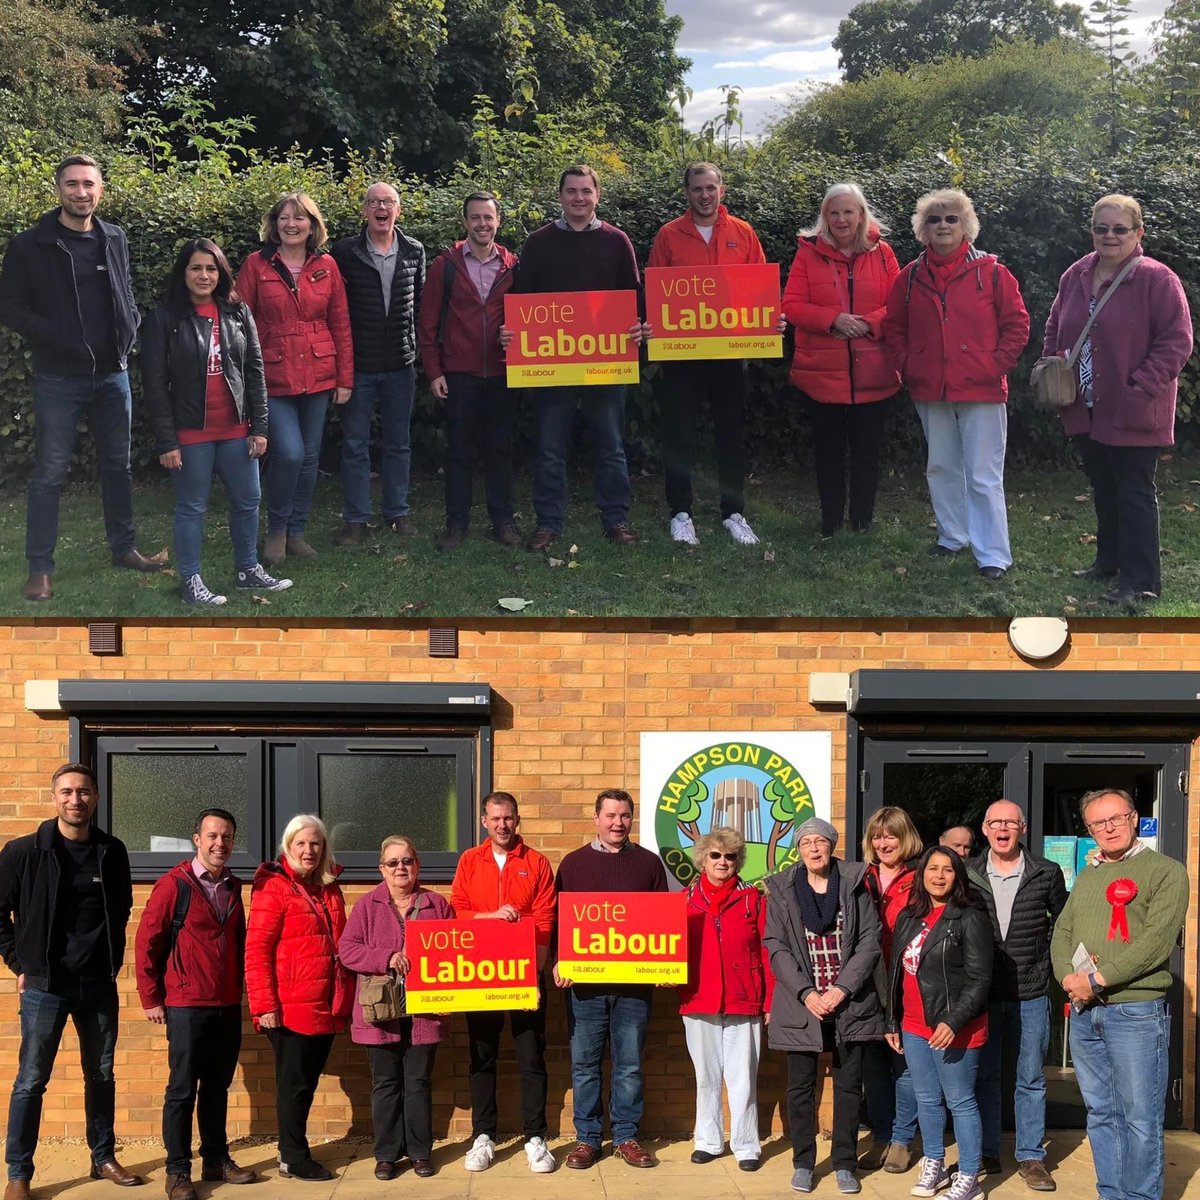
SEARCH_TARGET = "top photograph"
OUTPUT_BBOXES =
[1,0,1196,619]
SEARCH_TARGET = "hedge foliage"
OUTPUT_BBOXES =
[2,121,1199,485]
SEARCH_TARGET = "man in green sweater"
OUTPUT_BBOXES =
[1050,788,1188,1200]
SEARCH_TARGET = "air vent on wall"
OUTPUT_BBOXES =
[88,622,121,656]
[428,628,459,658]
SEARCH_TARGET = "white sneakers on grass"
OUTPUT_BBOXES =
[670,511,760,546]
[525,1137,557,1173]
[670,512,699,545]
[464,1134,495,1171]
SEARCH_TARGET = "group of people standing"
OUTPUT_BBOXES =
[0,765,1188,1200]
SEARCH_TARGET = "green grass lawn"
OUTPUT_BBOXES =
[4,454,1200,618]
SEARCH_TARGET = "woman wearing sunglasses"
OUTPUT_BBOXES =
[1043,194,1193,606]
[339,836,454,1180]
[883,189,1030,581]
[677,827,770,1172]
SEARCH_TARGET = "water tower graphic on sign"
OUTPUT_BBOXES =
[712,778,762,841]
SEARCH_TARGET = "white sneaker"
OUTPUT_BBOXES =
[182,574,227,606]
[669,512,699,545]
[911,1158,952,1198]
[464,1134,495,1172]
[943,1173,981,1200]
[236,563,294,591]
[722,512,759,544]
[525,1137,557,1174]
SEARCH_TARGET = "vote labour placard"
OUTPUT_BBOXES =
[556,891,688,984]
[645,264,782,361]
[504,290,640,388]
[404,918,538,1014]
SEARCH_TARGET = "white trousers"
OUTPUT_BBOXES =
[682,1012,763,1160]
[914,400,1012,569]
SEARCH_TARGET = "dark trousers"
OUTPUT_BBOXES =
[661,360,747,519]
[786,1029,865,1172]
[443,373,516,530]
[366,1037,438,1162]
[806,395,890,535]
[163,1005,242,1175]
[264,1027,334,1164]
[1076,436,1162,594]
[466,985,549,1140]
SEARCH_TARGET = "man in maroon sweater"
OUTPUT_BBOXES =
[554,788,668,1169]
[503,166,646,552]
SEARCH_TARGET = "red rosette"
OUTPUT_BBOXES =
[1105,878,1138,943]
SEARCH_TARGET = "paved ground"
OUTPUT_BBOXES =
[18,1133,1200,1200]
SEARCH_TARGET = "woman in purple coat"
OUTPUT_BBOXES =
[339,836,454,1180]
[1044,194,1193,606]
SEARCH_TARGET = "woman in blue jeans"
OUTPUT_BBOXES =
[886,847,993,1200]
[142,238,292,605]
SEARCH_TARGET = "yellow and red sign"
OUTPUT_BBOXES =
[504,290,640,387]
[405,919,538,1013]
[645,264,782,361]
[556,891,688,984]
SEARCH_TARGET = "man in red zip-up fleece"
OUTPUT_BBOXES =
[135,809,255,1200]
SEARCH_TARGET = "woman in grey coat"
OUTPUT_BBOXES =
[763,817,884,1197]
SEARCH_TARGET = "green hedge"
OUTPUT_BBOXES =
[2,138,1198,486]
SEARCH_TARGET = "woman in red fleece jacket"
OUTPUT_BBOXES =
[1043,193,1193,606]
[245,813,353,1180]
[677,827,771,1172]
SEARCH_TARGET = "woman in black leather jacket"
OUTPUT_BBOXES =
[142,238,291,606]
[886,847,993,1200]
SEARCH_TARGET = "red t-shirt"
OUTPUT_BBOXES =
[178,302,250,445]
[900,906,987,1049]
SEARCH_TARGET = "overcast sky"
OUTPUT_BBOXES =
[666,0,1168,136]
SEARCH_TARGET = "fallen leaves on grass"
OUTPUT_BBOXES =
[251,595,270,605]
[498,597,533,611]
[393,554,408,564]
[548,558,564,567]
[401,601,429,613]
[763,549,776,562]
[1074,494,1089,503]
[1078,534,1097,544]
[150,547,170,563]
[893,566,908,577]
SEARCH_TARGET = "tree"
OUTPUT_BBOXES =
[1142,0,1200,137]
[1086,0,1138,153]
[833,0,1087,81]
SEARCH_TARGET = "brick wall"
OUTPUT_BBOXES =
[0,618,1196,1145]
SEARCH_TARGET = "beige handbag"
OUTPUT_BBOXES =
[1031,256,1136,411]
[359,971,405,1023]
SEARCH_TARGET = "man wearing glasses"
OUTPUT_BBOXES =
[450,792,557,1174]
[1051,789,1188,1200]
[967,801,1066,1191]
[331,181,426,544]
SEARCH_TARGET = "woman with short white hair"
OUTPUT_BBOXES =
[883,189,1030,581]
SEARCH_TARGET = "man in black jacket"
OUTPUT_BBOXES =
[968,800,1067,1191]
[0,763,141,1199]
[0,154,164,603]
[330,182,426,544]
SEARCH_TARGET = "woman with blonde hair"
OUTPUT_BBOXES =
[677,827,769,1171]
[783,182,901,537]
[859,807,924,1172]
[883,189,1030,581]
[1043,194,1192,605]
[237,193,353,566]
[245,814,354,1179]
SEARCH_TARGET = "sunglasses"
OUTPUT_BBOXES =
[925,214,961,225]
[381,857,416,869]
[1092,224,1137,236]
[708,851,738,862]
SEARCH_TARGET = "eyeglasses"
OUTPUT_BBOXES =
[708,851,738,862]
[366,198,398,209]
[797,837,832,850]
[1084,812,1136,835]
[1092,224,1137,236]
[925,214,961,225]
[985,819,1023,830]
[381,857,416,869]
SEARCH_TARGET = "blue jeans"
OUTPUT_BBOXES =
[6,980,120,1179]
[171,438,261,579]
[266,391,329,535]
[532,385,630,532]
[976,996,1049,1161]
[340,367,414,524]
[903,1031,983,1175]
[1070,999,1169,1200]
[26,371,136,573]
[863,1038,919,1145]
[565,988,651,1146]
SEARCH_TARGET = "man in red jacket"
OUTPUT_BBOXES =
[647,163,772,548]
[450,792,558,1173]
[135,809,255,1200]
[418,192,520,552]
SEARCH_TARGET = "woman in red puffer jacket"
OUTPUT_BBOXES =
[246,814,354,1180]
[783,182,901,539]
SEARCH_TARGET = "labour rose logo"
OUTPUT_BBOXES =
[654,740,817,887]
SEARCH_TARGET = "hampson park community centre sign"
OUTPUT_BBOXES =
[640,733,833,888]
